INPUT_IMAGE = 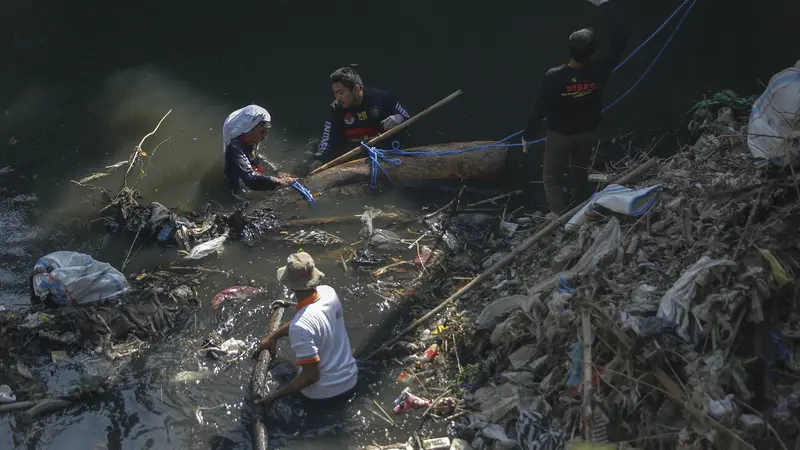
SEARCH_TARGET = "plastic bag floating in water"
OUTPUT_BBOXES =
[183,234,227,260]
[31,251,130,306]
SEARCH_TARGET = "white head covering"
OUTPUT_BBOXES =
[222,105,271,153]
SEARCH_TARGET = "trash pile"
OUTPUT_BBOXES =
[3,262,209,363]
[104,198,285,257]
[374,84,800,448]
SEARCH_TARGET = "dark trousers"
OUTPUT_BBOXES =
[543,128,597,215]
[268,385,357,434]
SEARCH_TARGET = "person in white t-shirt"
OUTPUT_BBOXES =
[253,251,358,409]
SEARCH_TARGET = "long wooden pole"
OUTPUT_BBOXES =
[362,157,657,360]
[308,90,464,175]
[250,305,286,450]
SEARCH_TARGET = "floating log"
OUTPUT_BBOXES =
[304,141,505,193]
[250,305,286,450]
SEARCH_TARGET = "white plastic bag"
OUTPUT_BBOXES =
[566,183,662,230]
[184,234,227,260]
[656,256,736,342]
[748,61,800,164]
[32,251,130,306]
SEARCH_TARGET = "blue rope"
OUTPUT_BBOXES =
[603,0,698,112]
[521,0,698,145]
[362,142,402,186]
[612,0,694,73]
[291,181,317,205]
[362,0,698,185]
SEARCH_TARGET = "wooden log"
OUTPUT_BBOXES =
[250,306,286,450]
[305,141,505,193]
[22,399,73,421]
[0,400,38,415]
[581,309,594,441]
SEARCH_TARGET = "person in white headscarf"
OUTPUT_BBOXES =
[223,105,296,197]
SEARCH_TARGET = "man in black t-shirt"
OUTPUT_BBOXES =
[518,0,628,214]
[309,67,411,171]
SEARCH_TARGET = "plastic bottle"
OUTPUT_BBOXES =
[415,343,439,365]
[396,370,412,384]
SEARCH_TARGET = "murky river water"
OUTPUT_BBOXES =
[1,0,795,448]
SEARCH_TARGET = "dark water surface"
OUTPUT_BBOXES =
[0,0,795,448]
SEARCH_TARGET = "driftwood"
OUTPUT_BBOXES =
[364,157,658,360]
[304,141,505,193]
[250,305,286,450]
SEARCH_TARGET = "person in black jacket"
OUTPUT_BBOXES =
[520,0,628,214]
[222,105,296,198]
[309,67,412,171]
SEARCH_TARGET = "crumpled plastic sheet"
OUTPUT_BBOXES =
[516,410,566,450]
[508,344,537,370]
[551,229,588,272]
[184,234,227,260]
[525,218,622,299]
[708,394,736,421]
[481,423,518,450]
[491,310,529,346]
[655,256,737,342]
[475,295,539,330]
[501,371,537,388]
[569,217,622,278]
[474,384,524,422]
[369,229,405,250]
[32,251,130,305]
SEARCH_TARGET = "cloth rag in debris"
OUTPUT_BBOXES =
[655,256,737,342]
[516,410,566,450]
[566,183,662,230]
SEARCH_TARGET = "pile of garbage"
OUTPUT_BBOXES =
[376,83,800,448]
[104,197,286,257]
[3,260,209,361]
